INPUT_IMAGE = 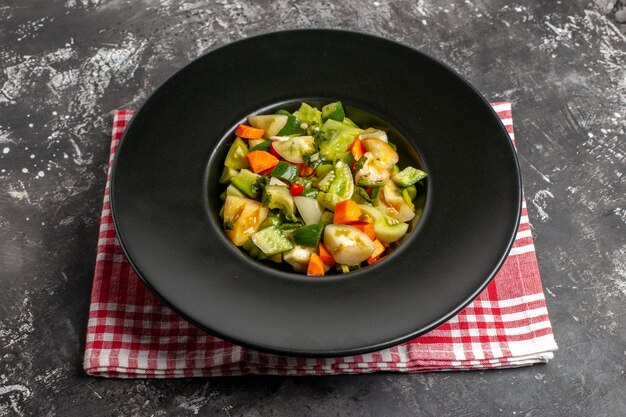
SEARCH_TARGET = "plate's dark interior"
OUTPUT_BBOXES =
[209,100,426,274]
[112,29,520,356]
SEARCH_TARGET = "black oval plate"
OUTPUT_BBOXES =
[111,30,521,357]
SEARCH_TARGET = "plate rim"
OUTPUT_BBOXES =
[110,28,522,357]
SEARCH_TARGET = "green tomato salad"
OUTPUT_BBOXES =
[218,101,427,276]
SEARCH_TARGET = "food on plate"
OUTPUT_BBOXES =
[218,101,427,276]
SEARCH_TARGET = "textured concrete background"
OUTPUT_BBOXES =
[1,0,625,416]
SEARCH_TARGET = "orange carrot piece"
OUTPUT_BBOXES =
[297,163,314,177]
[367,239,386,264]
[246,150,279,174]
[333,200,363,224]
[307,252,325,277]
[235,124,265,139]
[349,138,365,163]
[318,243,335,267]
[351,221,376,241]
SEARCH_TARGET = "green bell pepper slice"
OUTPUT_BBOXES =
[270,161,298,183]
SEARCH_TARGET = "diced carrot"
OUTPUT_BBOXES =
[235,124,265,139]
[367,239,386,264]
[333,200,363,224]
[318,243,335,267]
[348,138,365,163]
[294,163,313,177]
[351,221,376,240]
[368,255,386,265]
[307,252,325,277]
[246,150,279,174]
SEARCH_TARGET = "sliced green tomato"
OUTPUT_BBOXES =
[222,196,269,246]
[315,163,333,179]
[249,140,272,152]
[357,204,383,222]
[231,169,262,199]
[250,226,294,256]
[219,166,239,184]
[323,224,375,265]
[271,136,315,163]
[316,159,355,211]
[361,138,399,170]
[247,114,288,138]
[319,119,363,160]
[315,170,335,192]
[263,185,295,215]
[316,191,342,211]
[392,166,428,187]
[293,224,324,247]
[358,128,388,142]
[294,196,323,225]
[320,211,334,225]
[321,101,345,122]
[374,215,409,243]
[270,161,298,183]
[283,245,316,273]
[374,181,415,222]
[294,103,323,127]
[226,183,246,198]
[391,165,400,175]
[224,137,249,169]
[326,160,354,201]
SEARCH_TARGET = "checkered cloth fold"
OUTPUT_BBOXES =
[84,102,557,377]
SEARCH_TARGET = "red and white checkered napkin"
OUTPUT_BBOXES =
[84,103,557,378]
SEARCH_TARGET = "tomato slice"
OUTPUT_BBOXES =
[323,224,375,265]
[222,196,269,246]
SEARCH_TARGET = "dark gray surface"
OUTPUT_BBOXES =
[0,0,624,416]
